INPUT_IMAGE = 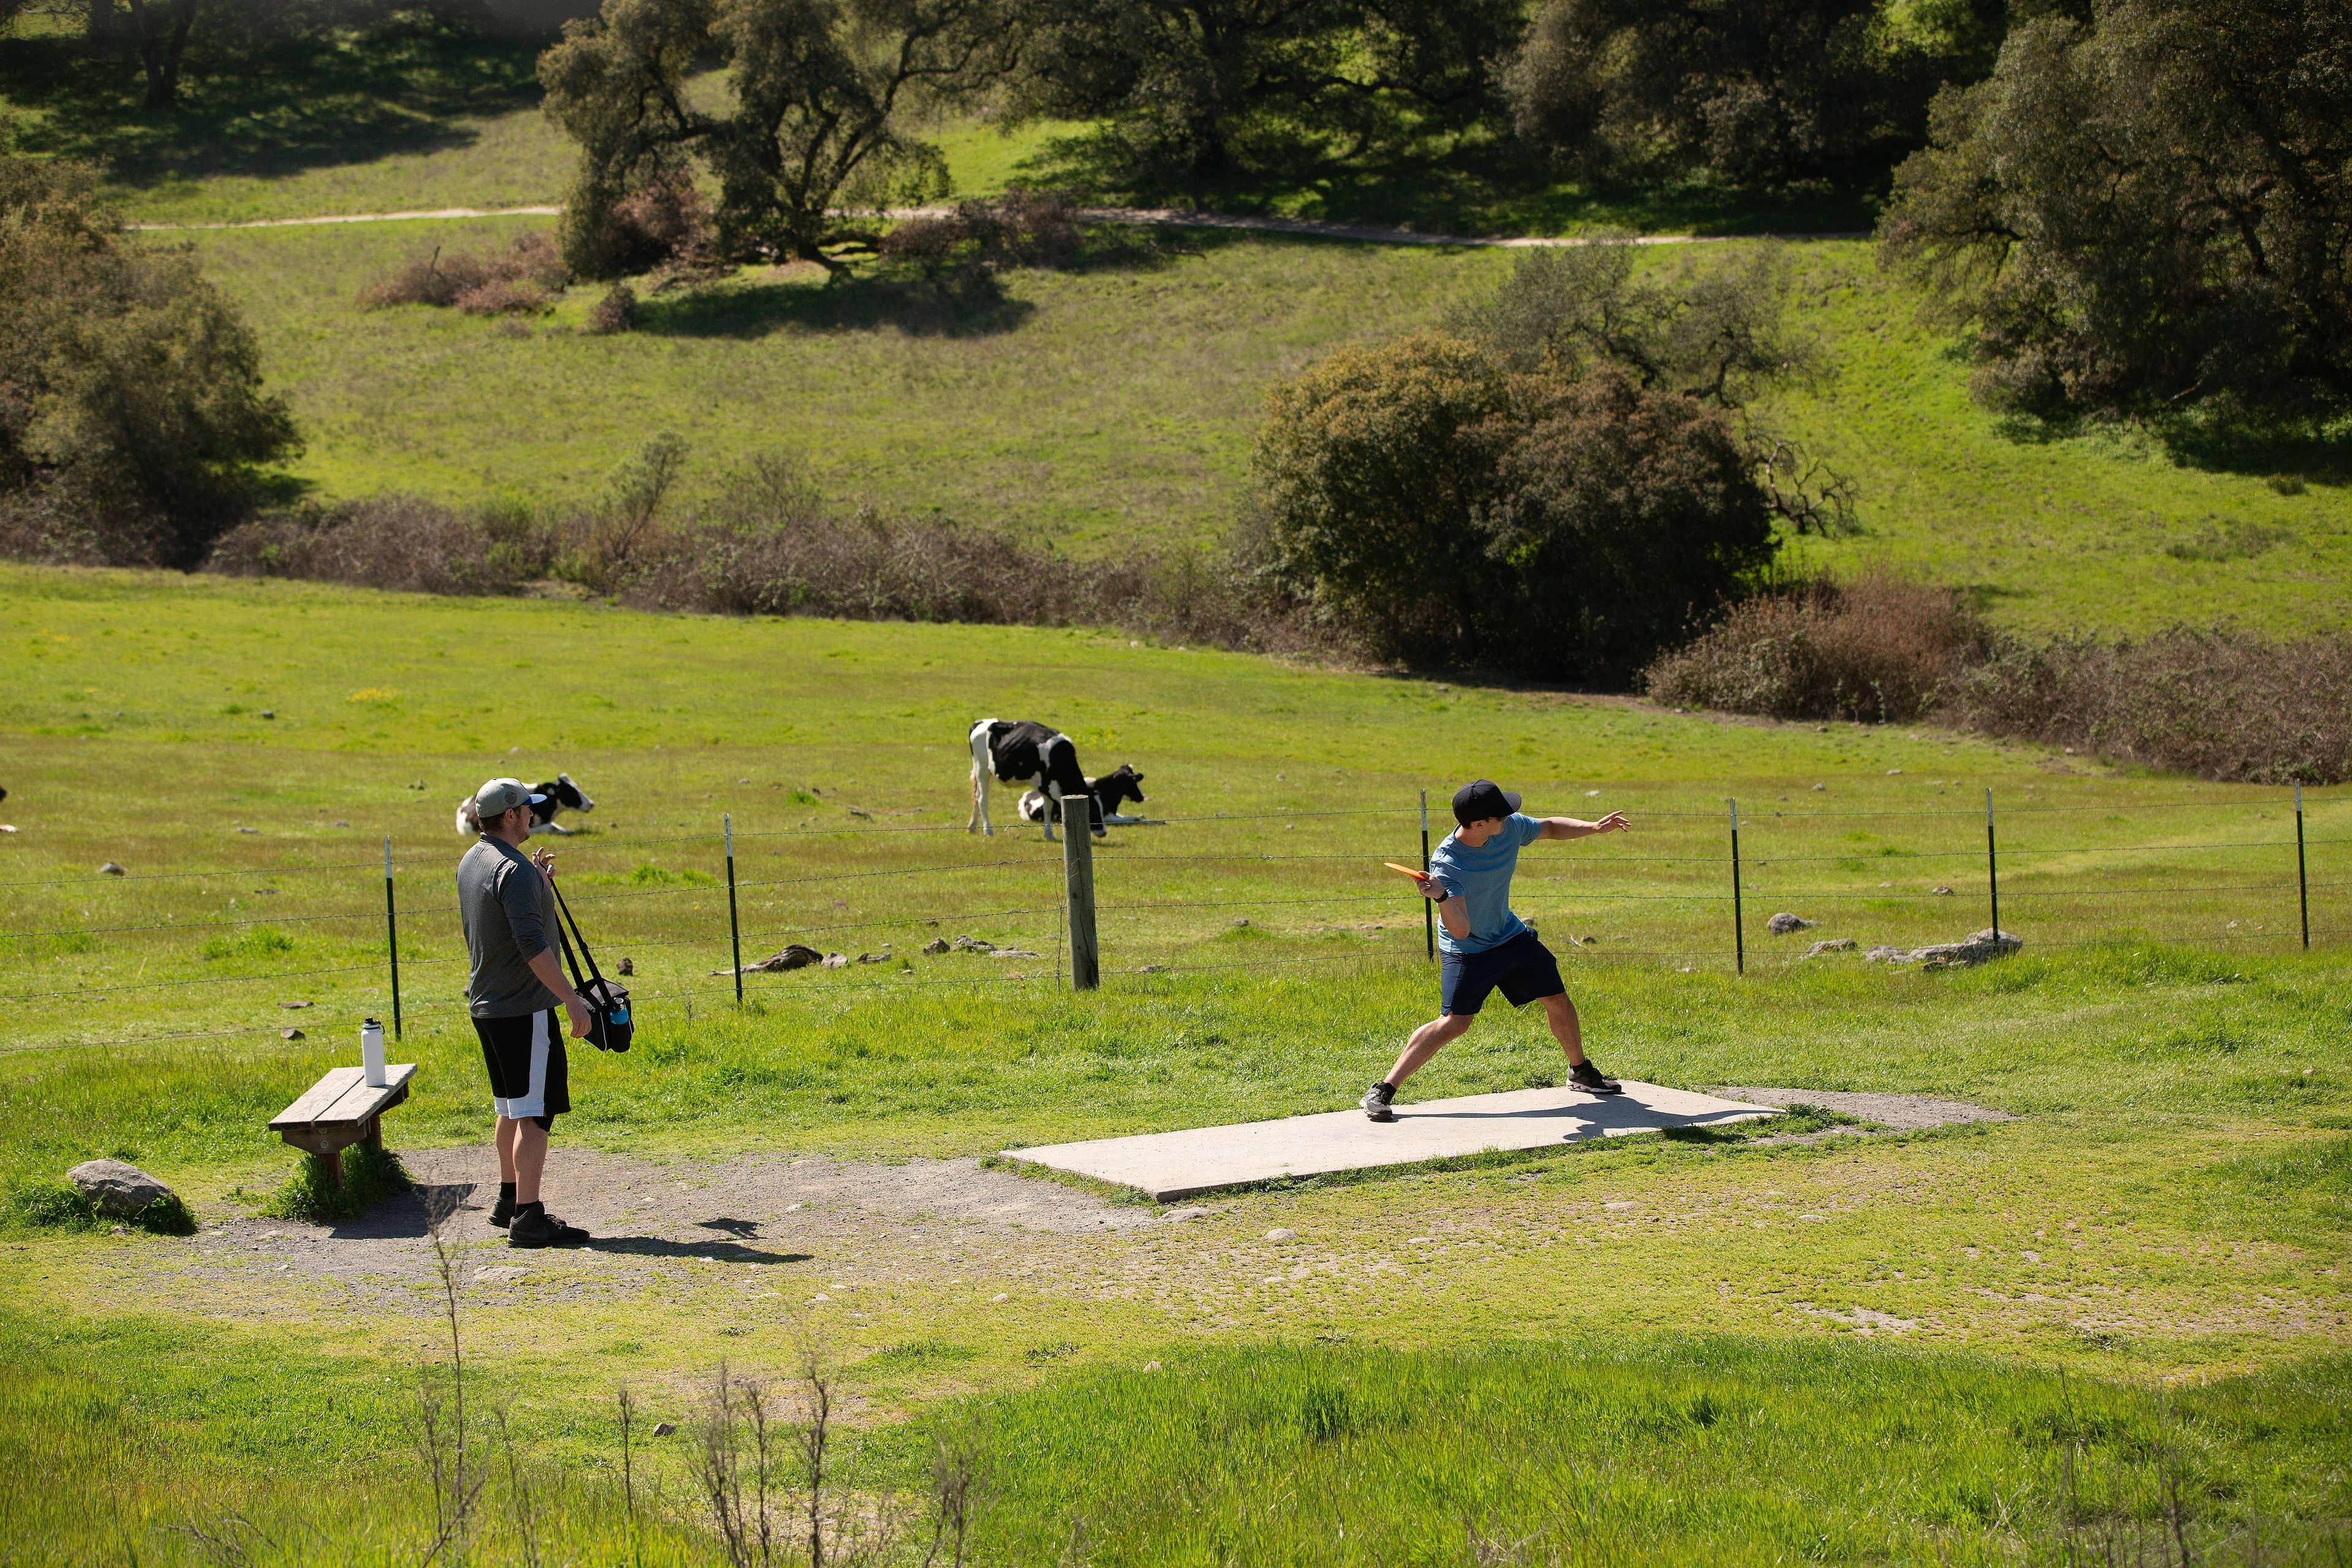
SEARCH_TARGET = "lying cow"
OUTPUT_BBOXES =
[968,719,1139,840]
[1020,763,1146,829]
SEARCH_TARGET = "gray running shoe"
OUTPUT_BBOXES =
[1568,1061,1623,1095]
[1360,1082,1397,1123]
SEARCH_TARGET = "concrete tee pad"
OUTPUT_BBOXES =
[1005,1082,1779,1202]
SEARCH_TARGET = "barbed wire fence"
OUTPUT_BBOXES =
[2,784,2345,1055]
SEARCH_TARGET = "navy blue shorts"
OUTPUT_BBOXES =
[1440,932,1566,1016]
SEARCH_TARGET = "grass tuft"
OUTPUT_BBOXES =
[260,1144,412,1224]
[7,1180,196,1236]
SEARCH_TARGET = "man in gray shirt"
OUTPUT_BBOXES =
[458,777,594,1248]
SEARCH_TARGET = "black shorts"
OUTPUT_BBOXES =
[473,1008,568,1129]
[1440,932,1566,1016]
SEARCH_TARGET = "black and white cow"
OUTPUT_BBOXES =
[1019,763,1146,828]
[528,775,596,835]
[968,720,1139,840]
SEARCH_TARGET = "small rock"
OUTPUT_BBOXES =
[1812,783,1826,791]
[279,1000,311,1009]
[616,956,633,976]
[1143,1360,1162,1372]
[1265,1227,1295,1242]
[820,952,848,969]
[67,1159,176,1218]
[334,820,350,827]
[99,861,126,875]
[951,935,997,954]
[855,949,891,964]
[260,710,275,720]
[472,1265,529,1284]
[1766,912,1814,935]
[1137,963,1168,973]
[1886,768,1902,775]
[1231,918,1250,928]
[1163,1207,1209,1223]
[921,937,950,955]
[1864,945,1912,963]
[990,1292,1009,1302]
[1930,885,1954,897]
[1802,938,1858,959]
[281,1027,304,1041]
[1604,1200,1638,1212]
[652,1421,677,1438]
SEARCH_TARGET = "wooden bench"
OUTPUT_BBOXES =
[269,1063,416,1188]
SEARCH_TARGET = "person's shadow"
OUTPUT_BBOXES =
[333,1185,809,1264]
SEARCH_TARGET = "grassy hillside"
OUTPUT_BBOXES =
[1,567,2348,1558]
[187,219,2352,635]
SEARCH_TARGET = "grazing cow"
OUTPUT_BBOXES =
[1020,763,1146,827]
[528,775,596,835]
[969,719,1133,840]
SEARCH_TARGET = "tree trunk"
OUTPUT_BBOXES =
[85,0,118,48]
[124,0,195,111]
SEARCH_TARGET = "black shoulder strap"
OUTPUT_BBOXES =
[549,879,605,990]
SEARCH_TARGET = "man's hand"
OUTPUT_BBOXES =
[562,993,594,1039]
[1591,812,1632,835]
[531,846,557,881]
[1411,872,1445,902]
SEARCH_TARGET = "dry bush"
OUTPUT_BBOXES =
[878,190,1085,273]
[609,168,719,278]
[587,282,637,334]
[360,231,568,314]
[1643,572,1992,723]
[208,497,556,595]
[1954,628,2352,784]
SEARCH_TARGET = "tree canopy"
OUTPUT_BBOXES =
[1879,0,2352,420]
[1000,0,1520,183]
[541,0,1020,277]
[0,156,299,565]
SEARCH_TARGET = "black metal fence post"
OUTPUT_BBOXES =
[725,814,744,1006]
[1986,788,2000,940]
[1421,789,1434,962]
[2297,782,2310,951]
[1728,799,1744,976]
[382,835,402,1041]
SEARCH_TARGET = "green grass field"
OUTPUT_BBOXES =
[2,567,2348,1561]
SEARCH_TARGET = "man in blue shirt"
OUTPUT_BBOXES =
[1362,779,1632,1121]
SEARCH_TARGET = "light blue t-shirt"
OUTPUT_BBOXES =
[1427,812,1545,956]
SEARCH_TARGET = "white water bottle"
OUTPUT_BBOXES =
[361,1017,387,1088]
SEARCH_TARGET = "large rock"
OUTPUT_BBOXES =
[1866,929,2024,970]
[1766,912,1815,935]
[67,1159,176,1218]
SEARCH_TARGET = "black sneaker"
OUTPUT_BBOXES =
[508,1208,590,1249]
[488,1196,516,1229]
[1360,1082,1397,1123]
[1568,1061,1623,1095]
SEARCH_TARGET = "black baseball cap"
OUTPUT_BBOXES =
[1452,779,1521,826]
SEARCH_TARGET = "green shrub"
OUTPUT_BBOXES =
[0,156,300,568]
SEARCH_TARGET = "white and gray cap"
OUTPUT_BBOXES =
[470,777,546,820]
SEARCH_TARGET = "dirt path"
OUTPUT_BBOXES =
[132,203,1864,247]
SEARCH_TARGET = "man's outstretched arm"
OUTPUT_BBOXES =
[1537,812,1632,841]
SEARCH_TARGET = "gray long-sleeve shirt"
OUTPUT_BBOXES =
[458,836,561,1019]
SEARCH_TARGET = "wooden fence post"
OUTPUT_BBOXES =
[1064,818,1099,990]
